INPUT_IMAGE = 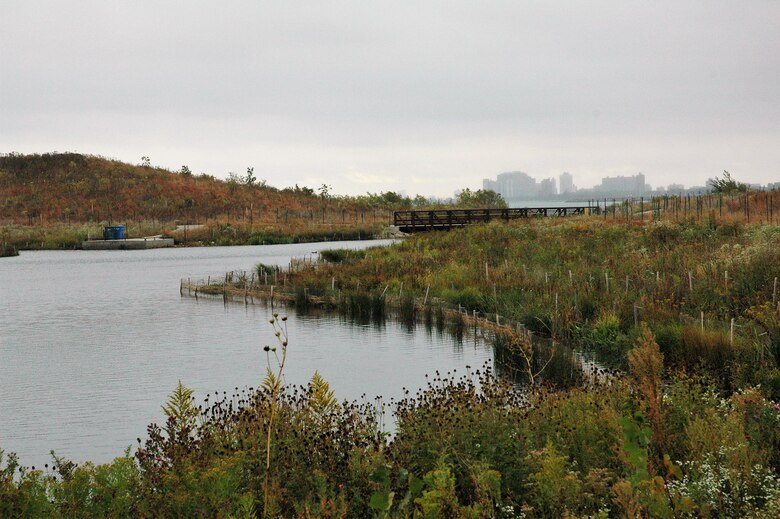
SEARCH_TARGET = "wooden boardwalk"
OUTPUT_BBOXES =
[394,206,590,233]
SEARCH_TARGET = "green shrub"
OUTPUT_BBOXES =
[443,287,485,313]
[50,451,140,518]
[1,242,19,257]
[391,369,530,508]
[653,323,683,363]
[645,222,682,248]
[579,312,631,360]
[319,248,366,264]
[578,295,597,321]
[526,441,582,517]
[0,451,52,518]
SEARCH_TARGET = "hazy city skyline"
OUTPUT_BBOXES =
[2,2,779,197]
[481,168,780,201]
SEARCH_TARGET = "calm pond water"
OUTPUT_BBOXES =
[0,241,495,468]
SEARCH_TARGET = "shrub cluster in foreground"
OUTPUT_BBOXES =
[3,327,780,517]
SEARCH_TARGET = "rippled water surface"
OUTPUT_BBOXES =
[0,241,494,467]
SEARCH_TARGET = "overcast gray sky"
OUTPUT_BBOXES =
[2,1,779,196]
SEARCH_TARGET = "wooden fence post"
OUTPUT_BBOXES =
[634,303,639,326]
[730,318,735,346]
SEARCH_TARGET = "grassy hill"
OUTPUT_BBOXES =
[0,152,405,249]
[0,152,396,225]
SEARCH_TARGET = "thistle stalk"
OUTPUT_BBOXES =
[262,314,288,517]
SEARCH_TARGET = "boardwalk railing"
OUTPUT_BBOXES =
[393,207,590,232]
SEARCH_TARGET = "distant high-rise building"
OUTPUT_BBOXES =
[636,173,646,194]
[482,178,498,192]
[594,173,648,196]
[538,178,557,197]
[490,171,538,200]
[668,183,685,191]
[559,172,574,194]
[482,170,583,200]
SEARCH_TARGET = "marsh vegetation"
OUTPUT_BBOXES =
[4,212,780,516]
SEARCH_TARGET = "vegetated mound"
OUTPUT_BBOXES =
[0,152,389,225]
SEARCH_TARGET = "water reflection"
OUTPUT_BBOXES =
[244,290,594,391]
[1,242,597,469]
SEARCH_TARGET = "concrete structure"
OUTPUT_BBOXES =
[82,237,174,250]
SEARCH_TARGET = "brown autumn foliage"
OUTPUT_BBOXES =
[628,324,667,476]
[0,152,394,226]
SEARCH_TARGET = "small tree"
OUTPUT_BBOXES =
[456,188,507,208]
[245,167,256,186]
[708,170,747,194]
[227,172,241,193]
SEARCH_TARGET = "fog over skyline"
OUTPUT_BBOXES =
[2,1,779,197]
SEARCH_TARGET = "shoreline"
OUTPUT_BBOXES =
[0,222,401,252]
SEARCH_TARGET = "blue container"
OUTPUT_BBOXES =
[103,225,125,240]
